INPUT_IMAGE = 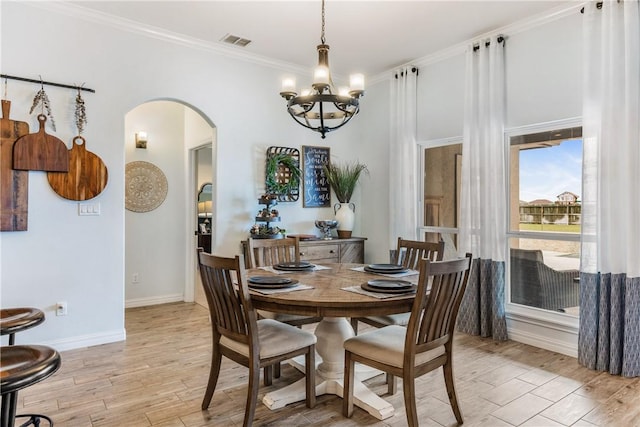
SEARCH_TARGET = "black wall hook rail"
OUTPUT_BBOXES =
[1,74,95,93]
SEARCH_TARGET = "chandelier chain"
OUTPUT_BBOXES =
[321,0,326,44]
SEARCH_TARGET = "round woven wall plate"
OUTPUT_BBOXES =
[125,161,168,212]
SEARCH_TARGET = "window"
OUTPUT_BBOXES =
[508,123,582,316]
[419,140,462,259]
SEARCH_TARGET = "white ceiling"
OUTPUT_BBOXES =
[70,1,576,78]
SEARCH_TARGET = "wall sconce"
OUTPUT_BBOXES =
[135,131,148,149]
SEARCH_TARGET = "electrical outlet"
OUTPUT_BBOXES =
[56,301,68,316]
[132,273,140,284]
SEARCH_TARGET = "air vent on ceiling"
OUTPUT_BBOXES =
[221,33,252,47]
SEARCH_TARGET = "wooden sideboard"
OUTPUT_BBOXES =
[299,237,366,264]
[241,237,366,267]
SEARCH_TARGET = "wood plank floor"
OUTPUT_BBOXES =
[14,302,640,426]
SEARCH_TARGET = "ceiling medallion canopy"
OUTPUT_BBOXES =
[279,0,365,139]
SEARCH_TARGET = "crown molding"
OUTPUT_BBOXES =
[25,1,582,87]
[24,1,310,76]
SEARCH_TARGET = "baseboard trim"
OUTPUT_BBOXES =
[507,313,578,358]
[42,329,126,352]
[125,294,184,308]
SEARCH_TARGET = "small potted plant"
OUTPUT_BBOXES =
[323,161,368,238]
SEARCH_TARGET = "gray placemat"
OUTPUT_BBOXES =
[342,285,413,299]
[249,283,314,295]
[259,264,332,274]
[350,266,419,277]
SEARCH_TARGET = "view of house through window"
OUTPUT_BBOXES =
[508,125,582,316]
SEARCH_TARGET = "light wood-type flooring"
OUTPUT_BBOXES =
[13,302,640,426]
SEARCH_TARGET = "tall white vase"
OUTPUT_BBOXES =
[334,202,355,238]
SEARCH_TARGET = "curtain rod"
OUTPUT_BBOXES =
[581,2,603,14]
[472,35,505,52]
[394,67,419,79]
[1,74,95,93]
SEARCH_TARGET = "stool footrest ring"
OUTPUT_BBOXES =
[16,413,54,427]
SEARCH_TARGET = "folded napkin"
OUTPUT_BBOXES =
[350,266,419,278]
[342,285,414,299]
[250,283,314,295]
[258,264,332,274]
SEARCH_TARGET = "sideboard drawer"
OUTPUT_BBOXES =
[300,244,340,261]
[241,237,366,268]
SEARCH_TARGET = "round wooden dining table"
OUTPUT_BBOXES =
[248,263,418,420]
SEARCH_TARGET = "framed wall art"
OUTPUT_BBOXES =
[302,145,331,207]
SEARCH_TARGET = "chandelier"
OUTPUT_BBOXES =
[279,0,365,139]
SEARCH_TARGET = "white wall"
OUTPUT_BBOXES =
[505,13,582,127]
[414,12,583,142]
[0,2,371,350]
[417,54,466,141]
[124,101,187,306]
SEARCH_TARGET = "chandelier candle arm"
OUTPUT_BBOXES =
[279,0,365,139]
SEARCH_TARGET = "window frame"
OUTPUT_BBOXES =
[505,117,582,326]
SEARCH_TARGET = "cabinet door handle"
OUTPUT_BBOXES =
[329,250,335,254]
[299,252,305,256]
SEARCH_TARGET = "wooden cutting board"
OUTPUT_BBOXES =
[0,100,29,231]
[47,136,108,201]
[13,114,69,171]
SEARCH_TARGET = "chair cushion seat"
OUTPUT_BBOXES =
[221,319,316,359]
[0,345,61,395]
[344,325,445,368]
[363,313,410,327]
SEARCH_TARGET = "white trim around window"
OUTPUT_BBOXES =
[504,117,582,357]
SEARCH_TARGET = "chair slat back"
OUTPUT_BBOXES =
[406,254,472,354]
[198,250,256,345]
[248,237,300,268]
[394,238,445,270]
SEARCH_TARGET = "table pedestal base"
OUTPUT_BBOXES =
[261,317,395,420]
[262,369,394,420]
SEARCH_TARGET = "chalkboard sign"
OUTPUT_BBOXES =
[302,146,331,207]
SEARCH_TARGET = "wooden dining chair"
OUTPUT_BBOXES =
[248,236,300,268]
[197,250,316,427]
[247,237,322,382]
[343,254,472,426]
[350,238,445,333]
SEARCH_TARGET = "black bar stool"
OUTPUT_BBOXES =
[0,308,45,346]
[0,345,61,427]
[1,308,58,426]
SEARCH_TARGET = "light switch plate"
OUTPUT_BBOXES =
[78,203,101,216]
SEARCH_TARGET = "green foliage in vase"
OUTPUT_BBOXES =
[323,161,368,203]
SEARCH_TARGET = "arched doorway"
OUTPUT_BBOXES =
[124,100,215,309]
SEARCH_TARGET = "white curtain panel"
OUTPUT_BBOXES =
[581,0,640,276]
[580,0,640,377]
[389,66,419,246]
[459,36,507,261]
[456,36,508,341]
